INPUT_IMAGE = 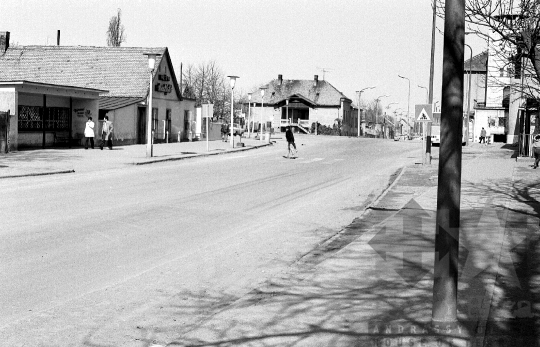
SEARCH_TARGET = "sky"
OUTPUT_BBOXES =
[2,0,487,116]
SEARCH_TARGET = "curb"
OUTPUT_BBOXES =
[0,169,75,180]
[134,142,273,166]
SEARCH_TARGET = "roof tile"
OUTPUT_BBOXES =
[0,45,167,97]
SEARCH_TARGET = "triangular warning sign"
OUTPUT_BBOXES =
[416,108,432,121]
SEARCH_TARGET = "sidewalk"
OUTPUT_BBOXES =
[161,143,540,347]
[0,137,274,179]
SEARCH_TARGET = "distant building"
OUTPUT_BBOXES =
[464,49,539,145]
[243,74,353,134]
[0,31,195,150]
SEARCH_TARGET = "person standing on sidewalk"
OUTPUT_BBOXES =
[480,127,487,144]
[84,117,95,149]
[285,126,297,158]
[533,134,540,169]
[100,116,114,150]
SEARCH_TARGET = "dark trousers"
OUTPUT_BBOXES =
[85,137,94,149]
[534,148,540,168]
[100,135,112,150]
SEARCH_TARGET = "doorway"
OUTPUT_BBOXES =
[137,107,146,144]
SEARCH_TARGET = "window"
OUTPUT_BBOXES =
[18,105,69,131]
[18,106,42,130]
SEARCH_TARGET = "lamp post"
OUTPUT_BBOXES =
[356,86,375,137]
[286,98,290,127]
[398,75,411,133]
[418,85,429,103]
[315,108,318,135]
[375,95,389,125]
[227,76,239,148]
[143,52,161,158]
[260,87,267,142]
[247,93,252,138]
[464,43,473,146]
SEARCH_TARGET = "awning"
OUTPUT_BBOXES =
[99,96,146,110]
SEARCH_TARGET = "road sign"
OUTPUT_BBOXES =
[415,104,433,122]
[202,104,214,118]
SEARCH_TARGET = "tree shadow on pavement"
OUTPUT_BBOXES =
[470,174,540,346]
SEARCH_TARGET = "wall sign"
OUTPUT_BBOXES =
[155,83,172,94]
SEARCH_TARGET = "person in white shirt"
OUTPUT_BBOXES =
[84,117,95,149]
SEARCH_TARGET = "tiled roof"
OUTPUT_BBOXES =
[246,78,351,106]
[0,45,178,98]
[464,50,488,73]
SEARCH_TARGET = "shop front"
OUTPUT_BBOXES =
[0,81,104,151]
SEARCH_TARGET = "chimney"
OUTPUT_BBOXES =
[278,74,283,85]
[0,31,10,53]
[57,30,60,46]
[314,74,319,87]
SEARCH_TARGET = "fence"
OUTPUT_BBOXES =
[519,134,536,157]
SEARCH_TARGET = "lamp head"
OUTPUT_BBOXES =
[227,76,239,89]
[248,93,252,101]
[143,53,162,70]
[260,87,267,97]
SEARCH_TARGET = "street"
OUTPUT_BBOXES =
[0,136,422,346]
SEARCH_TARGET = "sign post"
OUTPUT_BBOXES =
[415,104,433,165]
[202,104,214,152]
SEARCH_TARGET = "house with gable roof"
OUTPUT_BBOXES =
[462,47,540,148]
[0,31,195,150]
[244,74,353,134]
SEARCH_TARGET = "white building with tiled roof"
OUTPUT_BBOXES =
[0,31,195,150]
[244,74,353,134]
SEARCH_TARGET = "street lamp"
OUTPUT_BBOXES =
[398,75,411,133]
[247,93,252,138]
[356,86,375,137]
[143,52,162,158]
[375,95,389,125]
[259,87,267,142]
[418,85,429,103]
[286,98,290,127]
[227,76,239,148]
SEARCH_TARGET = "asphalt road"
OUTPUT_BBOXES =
[0,135,423,346]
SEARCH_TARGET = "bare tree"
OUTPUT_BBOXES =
[436,0,540,101]
[182,60,230,120]
[106,8,126,47]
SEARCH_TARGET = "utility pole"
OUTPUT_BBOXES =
[432,0,464,327]
[427,0,437,164]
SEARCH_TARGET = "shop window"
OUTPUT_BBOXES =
[18,106,42,130]
[18,105,69,131]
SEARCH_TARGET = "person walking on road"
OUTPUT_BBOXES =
[285,126,297,158]
[100,116,114,150]
[533,134,540,169]
[479,127,487,144]
[84,117,95,149]
[221,122,228,142]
